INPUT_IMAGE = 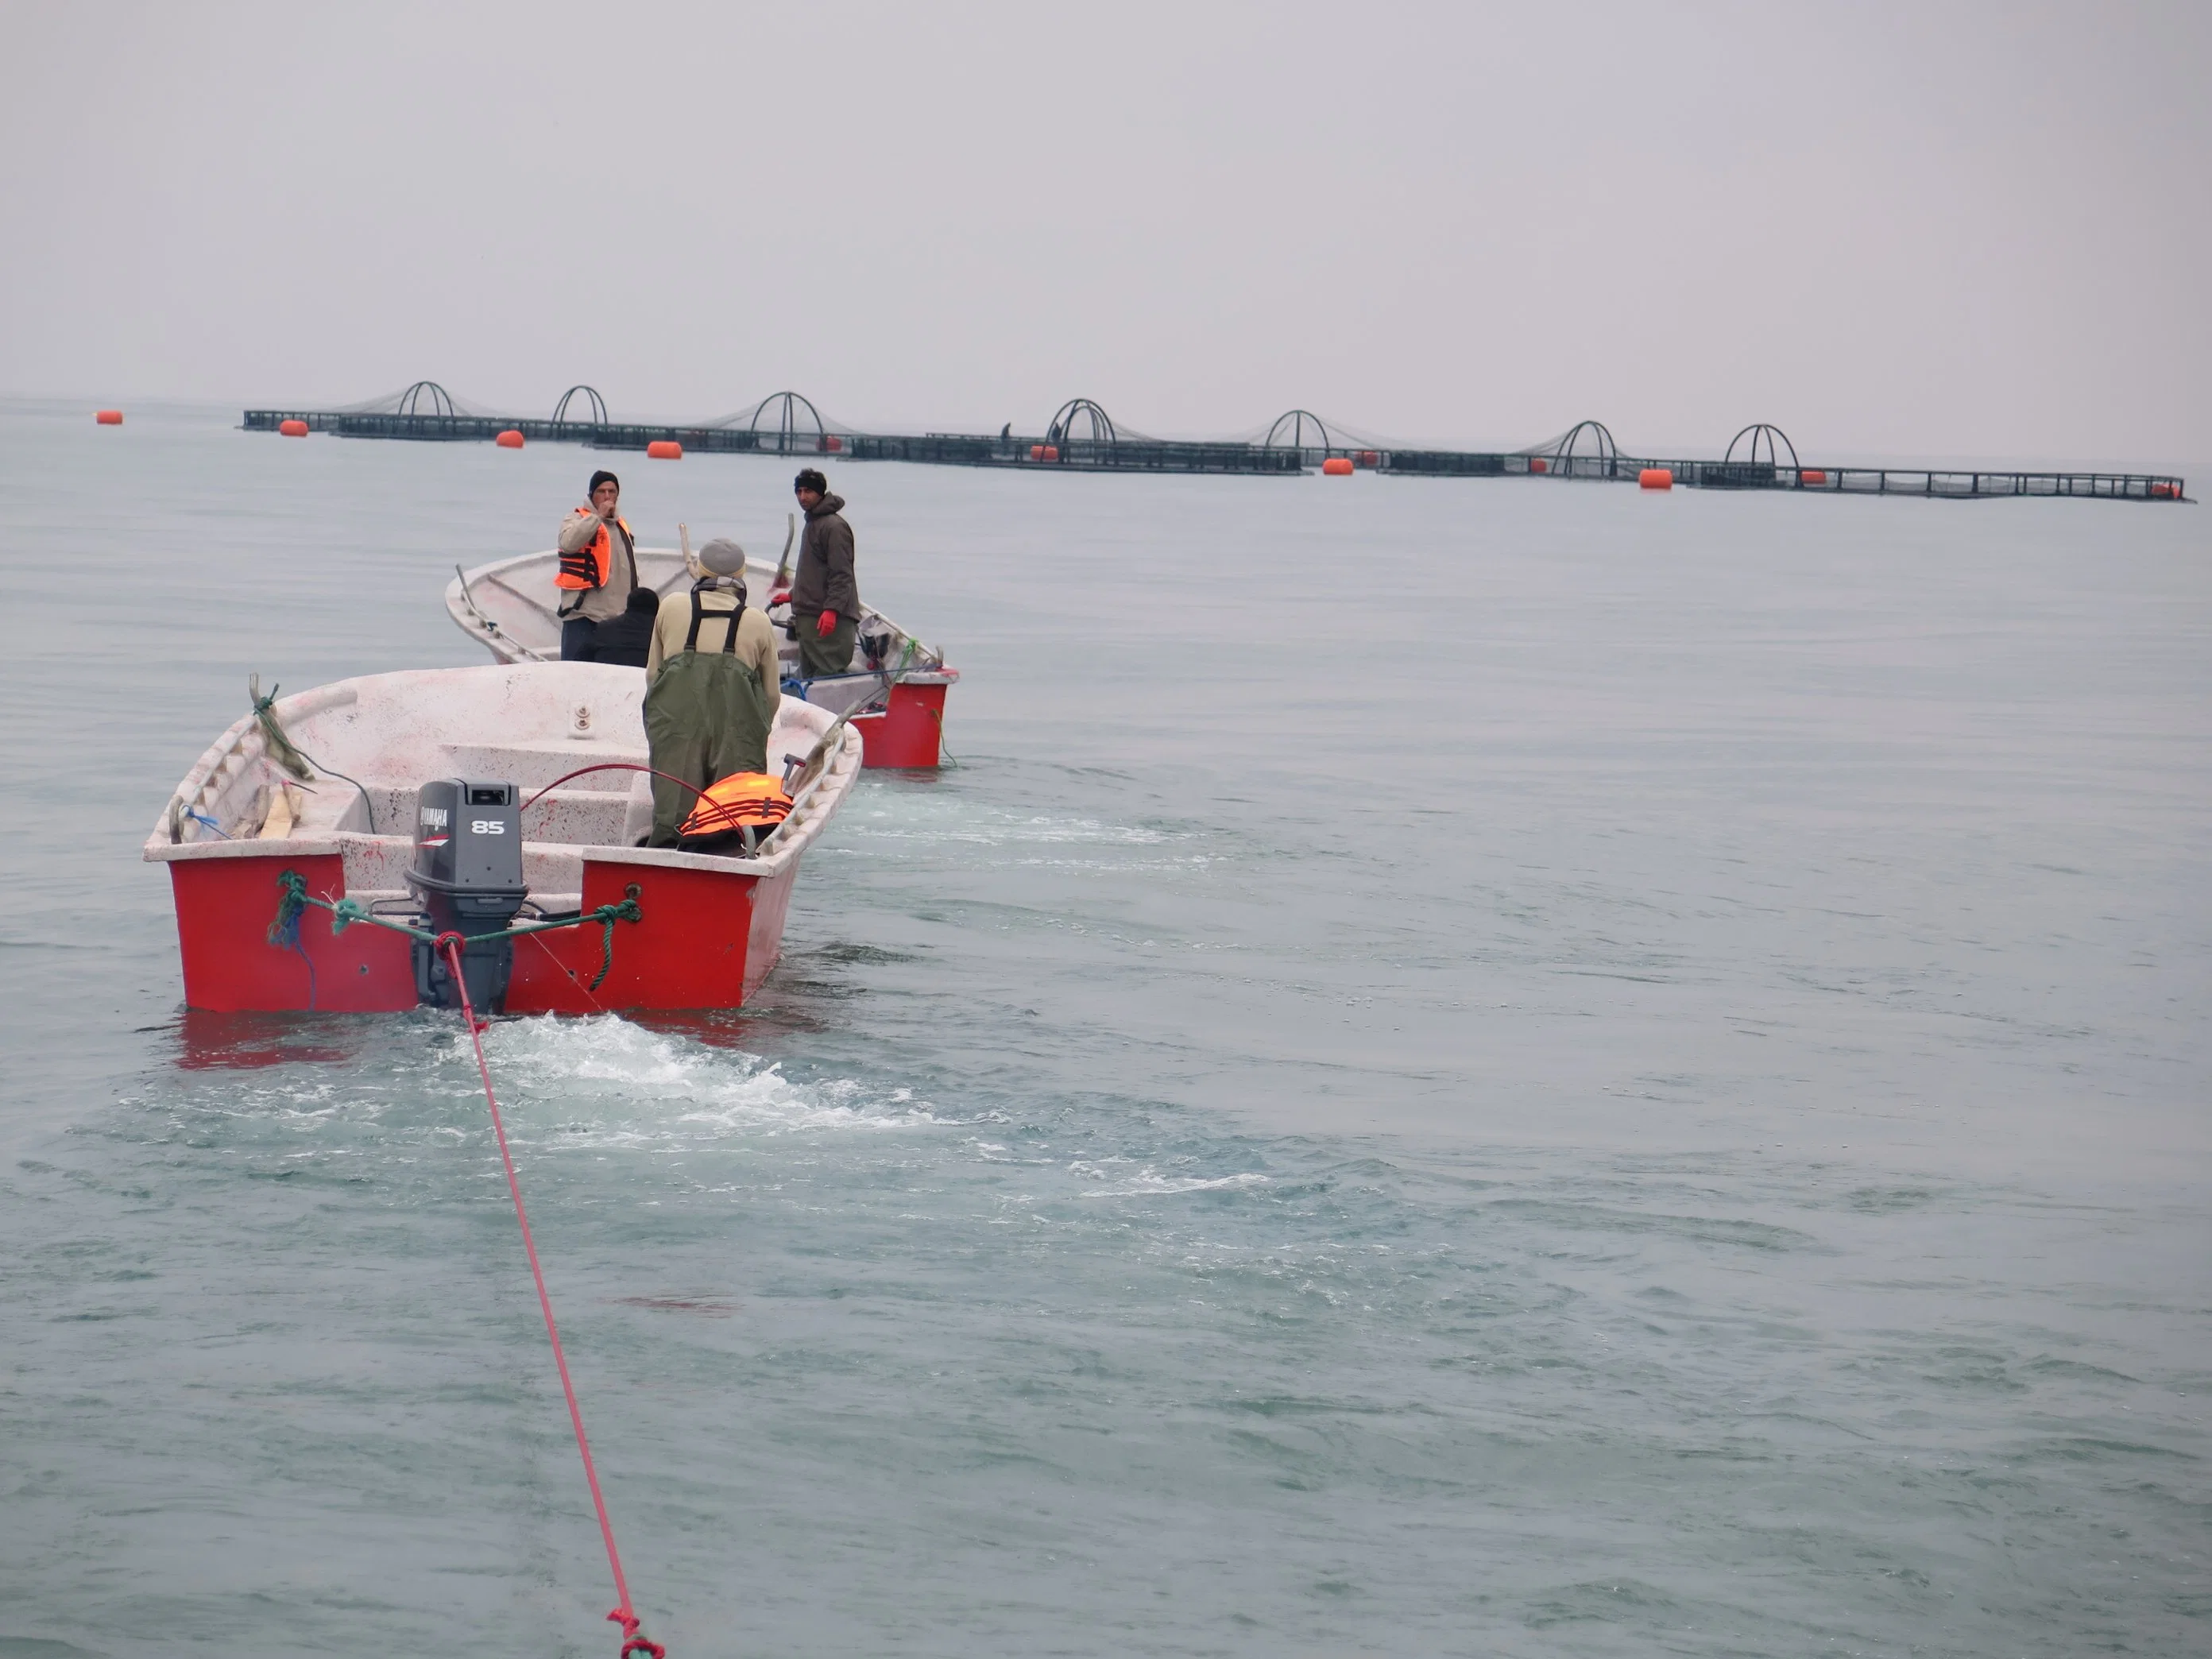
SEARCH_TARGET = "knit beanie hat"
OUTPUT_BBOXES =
[698,537,746,576]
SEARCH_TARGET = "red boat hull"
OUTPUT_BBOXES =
[850,680,949,768]
[168,853,795,1015]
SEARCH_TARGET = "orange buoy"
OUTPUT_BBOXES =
[278,419,309,438]
[1027,444,1045,462]
[2152,481,2179,498]
[1639,468,1673,490]
[1798,468,1827,487]
[1529,457,1549,474]
[496,429,524,449]
[1321,456,1355,476]
[822,435,844,453]
[1042,445,1059,462]
[1355,450,1380,468]
[647,439,682,460]
[95,409,123,425]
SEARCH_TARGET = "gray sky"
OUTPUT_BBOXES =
[5,1,2206,463]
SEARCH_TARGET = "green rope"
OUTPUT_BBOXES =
[268,868,310,946]
[249,675,380,833]
[249,675,315,782]
[270,869,644,950]
[592,915,619,992]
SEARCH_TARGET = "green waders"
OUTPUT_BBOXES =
[795,611,858,679]
[643,593,775,847]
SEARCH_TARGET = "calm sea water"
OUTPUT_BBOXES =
[1,400,2206,1658]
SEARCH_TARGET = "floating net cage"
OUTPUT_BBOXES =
[1261,408,1336,460]
[699,392,859,452]
[333,381,503,420]
[1721,423,1800,484]
[1518,420,1622,478]
[1045,398,1120,447]
[551,385,609,425]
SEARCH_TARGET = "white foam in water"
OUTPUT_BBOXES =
[845,794,1170,849]
[1067,1158,1271,1197]
[467,1015,942,1147]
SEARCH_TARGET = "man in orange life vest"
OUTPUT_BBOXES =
[555,470,642,660]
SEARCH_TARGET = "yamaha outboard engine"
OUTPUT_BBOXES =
[408,778,528,1013]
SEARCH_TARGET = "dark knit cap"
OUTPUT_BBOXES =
[625,586,659,614]
[793,468,828,494]
[589,470,621,496]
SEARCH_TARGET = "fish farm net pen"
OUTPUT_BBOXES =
[238,391,2188,501]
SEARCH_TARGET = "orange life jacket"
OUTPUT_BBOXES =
[556,511,634,590]
[677,772,792,841]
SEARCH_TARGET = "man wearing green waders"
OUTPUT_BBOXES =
[642,537,783,847]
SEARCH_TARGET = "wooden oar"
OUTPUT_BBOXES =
[771,512,796,593]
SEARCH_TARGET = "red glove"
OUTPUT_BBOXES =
[815,610,837,639]
[769,590,791,608]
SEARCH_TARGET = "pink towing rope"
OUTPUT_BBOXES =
[439,932,667,1659]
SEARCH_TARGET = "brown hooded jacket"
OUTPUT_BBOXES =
[789,493,859,621]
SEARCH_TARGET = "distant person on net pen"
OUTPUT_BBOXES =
[643,536,783,846]
[554,469,641,661]
[783,468,859,679]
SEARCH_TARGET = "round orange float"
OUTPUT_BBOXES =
[1639,468,1673,490]
[1321,457,1355,476]
[646,439,682,460]
[496,429,525,449]
[279,419,309,438]
[1529,457,1549,474]
[1798,468,1827,487]
[95,409,123,425]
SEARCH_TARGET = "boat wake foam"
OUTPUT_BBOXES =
[1066,1160,1272,1198]
[469,1015,941,1147]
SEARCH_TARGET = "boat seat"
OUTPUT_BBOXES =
[440,741,647,791]
[524,786,639,847]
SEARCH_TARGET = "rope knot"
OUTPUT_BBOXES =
[609,1607,665,1658]
[593,894,645,926]
[435,933,489,1031]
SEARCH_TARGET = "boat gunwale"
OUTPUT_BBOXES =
[143,663,864,880]
[444,548,958,685]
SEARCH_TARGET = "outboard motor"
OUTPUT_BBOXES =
[408,778,528,1013]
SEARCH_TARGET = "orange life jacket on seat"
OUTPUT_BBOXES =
[556,511,634,590]
[677,772,793,841]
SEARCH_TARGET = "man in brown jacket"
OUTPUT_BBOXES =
[787,468,859,678]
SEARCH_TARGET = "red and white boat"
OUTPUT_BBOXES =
[144,663,862,1014]
[445,544,957,769]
